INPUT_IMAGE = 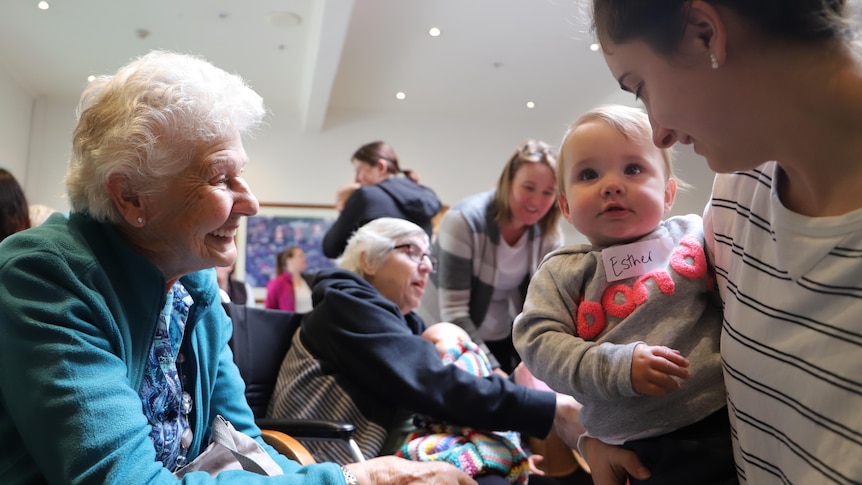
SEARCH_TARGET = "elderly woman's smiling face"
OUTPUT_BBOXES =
[136,129,259,283]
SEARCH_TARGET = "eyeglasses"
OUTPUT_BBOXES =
[391,243,437,273]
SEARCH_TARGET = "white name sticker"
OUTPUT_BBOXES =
[602,236,674,282]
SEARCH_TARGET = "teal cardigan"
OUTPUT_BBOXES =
[0,213,343,484]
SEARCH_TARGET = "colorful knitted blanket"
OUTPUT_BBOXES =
[397,341,530,484]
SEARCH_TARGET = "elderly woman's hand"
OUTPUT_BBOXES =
[345,456,478,484]
[550,394,585,450]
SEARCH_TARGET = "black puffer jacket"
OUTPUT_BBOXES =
[322,177,442,258]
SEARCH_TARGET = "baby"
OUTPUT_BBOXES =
[513,105,735,485]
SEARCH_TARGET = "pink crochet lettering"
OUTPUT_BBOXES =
[577,295,606,340]
[574,235,708,338]
[670,236,707,280]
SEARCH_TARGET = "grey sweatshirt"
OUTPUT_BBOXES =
[513,214,726,444]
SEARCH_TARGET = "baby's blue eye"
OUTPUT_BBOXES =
[624,164,644,175]
[579,169,598,181]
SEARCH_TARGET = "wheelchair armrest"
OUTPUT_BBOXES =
[256,417,356,441]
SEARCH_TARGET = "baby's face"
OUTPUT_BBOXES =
[422,322,470,356]
[558,120,675,246]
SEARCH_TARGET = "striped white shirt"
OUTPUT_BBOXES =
[705,163,862,484]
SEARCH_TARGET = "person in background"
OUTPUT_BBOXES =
[418,140,562,374]
[514,105,733,485]
[334,181,360,213]
[267,218,583,481]
[216,260,255,306]
[264,246,313,312]
[29,203,58,227]
[0,168,30,242]
[322,141,442,259]
[0,50,475,485]
[583,1,862,484]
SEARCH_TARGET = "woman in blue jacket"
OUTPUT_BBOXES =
[0,50,473,485]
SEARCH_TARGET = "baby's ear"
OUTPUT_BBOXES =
[664,178,678,213]
[558,192,573,223]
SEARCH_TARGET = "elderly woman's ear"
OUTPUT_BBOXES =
[106,173,145,227]
[359,251,378,277]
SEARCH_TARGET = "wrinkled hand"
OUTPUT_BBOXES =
[583,437,650,485]
[550,394,585,449]
[345,456,477,484]
[631,344,690,396]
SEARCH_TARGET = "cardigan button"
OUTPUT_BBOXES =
[181,427,194,449]
[181,391,193,415]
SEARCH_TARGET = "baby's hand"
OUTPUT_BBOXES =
[526,454,546,476]
[631,344,690,396]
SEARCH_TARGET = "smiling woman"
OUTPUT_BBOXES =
[114,128,258,283]
[0,50,477,485]
[417,140,563,374]
[0,50,285,484]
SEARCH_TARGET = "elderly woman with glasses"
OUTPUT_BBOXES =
[267,218,582,477]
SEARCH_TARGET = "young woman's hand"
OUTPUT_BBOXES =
[583,437,650,485]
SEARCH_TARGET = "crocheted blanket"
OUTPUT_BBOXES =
[397,341,530,484]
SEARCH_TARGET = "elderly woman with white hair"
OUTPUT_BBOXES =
[267,217,583,482]
[0,51,474,485]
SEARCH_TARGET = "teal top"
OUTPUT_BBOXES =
[0,212,344,484]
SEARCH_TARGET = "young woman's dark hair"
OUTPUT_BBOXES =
[593,0,849,56]
[352,141,420,182]
[0,168,30,242]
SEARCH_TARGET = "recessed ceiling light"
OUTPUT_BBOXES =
[526,101,535,109]
[395,92,406,100]
[37,1,49,10]
[87,75,96,82]
[589,43,600,52]
[429,27,441,37]
[269,11,302,28]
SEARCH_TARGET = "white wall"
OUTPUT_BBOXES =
[25,95,78,210]
[2,74,716,245]
[0,65,33,187]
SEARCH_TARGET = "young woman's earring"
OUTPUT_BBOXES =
[710,53,719,70]
[136,217,144,225]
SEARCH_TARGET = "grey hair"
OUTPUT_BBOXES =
[339,217,429,278]
[65,50,266,223]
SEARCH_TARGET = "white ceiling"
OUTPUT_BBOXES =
[0,0,625,133]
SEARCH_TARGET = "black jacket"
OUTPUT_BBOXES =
[300,269,557,438]
[322,177,442,258]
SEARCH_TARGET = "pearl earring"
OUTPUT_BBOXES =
[710,53,719,70]
[137,217,144,224]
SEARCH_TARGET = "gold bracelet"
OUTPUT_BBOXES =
[341,465,359,485]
